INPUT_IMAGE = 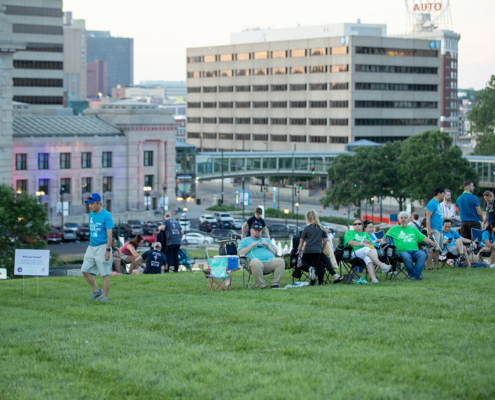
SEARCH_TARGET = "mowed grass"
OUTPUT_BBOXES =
[1,268,495,399]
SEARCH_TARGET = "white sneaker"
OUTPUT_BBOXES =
[380,264,391,273]
[371,278,379,283]
[309,267,316,281]
[489,264,495,268]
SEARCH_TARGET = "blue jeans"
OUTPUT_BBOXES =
[399,250,426,280]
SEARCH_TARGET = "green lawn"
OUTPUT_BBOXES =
[1,268,495,399]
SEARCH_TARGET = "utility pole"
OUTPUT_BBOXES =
[221,148,224,205]
[242,177,245,221]
[291,146,295,214]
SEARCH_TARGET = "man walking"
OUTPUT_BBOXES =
[163,213,184,273]
[456,180,483,239]
[425,187,445,270]
[81,193,114,302]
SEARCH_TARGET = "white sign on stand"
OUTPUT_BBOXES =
[14,249,50,297]
[0,268,7,280]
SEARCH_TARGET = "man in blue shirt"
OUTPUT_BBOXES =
[456,180,483,239]
[81,193,115,302]
[425,187,445,270]
[241,207,270,239]
[163,213,183,273]
[238,221,285,289]
[442,219,476,268]
[132,242,168,274]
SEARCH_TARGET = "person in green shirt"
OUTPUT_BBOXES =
[381,211,437,280]
[344,218,391,283]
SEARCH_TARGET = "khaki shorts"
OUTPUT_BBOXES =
[431,229,443,251]
[81,244,113,276]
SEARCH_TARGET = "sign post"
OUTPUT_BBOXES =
[14,249,50,296]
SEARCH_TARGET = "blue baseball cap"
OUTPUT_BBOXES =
[85,193,102,203]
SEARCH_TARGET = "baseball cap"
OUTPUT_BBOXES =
[251,222,263,230]
[85,193,102,203]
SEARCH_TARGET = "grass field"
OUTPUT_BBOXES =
[2,267,495,399]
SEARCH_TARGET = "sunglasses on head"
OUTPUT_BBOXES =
[353,222,362,226]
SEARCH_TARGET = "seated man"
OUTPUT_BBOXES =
[442,219,476,268]
[382,211,437,280]
[132,242,168,274]
[238,221,285,289]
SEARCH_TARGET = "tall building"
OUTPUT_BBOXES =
[87,31,133,93]
[2,0,64,106]
[186,23,441,152]
[111,82,187,104]
[87,60,107,99]
[63,11,86,101]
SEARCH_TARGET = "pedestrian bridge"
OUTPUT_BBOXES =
[196,151,495,187]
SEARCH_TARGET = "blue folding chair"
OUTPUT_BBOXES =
[471,228,493,266]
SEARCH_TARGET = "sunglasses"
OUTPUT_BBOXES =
[87,196,93,200]
[353,223,362,226]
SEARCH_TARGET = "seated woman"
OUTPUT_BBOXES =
[119,235,144,273]
[344,218,391,283]
[481,221,495,267]
[364,221,381,248]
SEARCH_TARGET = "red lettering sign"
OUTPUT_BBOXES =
[413,3,442,12]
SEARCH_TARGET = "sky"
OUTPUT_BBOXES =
[64,0,494,90]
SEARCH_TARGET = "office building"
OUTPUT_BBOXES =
[186,22,441,152]
[87,60,107,99]
[2,0,64,106]
[63,12,86,101]
[87,31,133,93]
[111,81,187,103]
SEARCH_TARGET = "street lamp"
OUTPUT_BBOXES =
[144,186,151,211]
[60,187,65,230]
[35,191,45,203]
[162,183,167,219]
[183,207,188,243]
[284,208,289,245]
[295,202,300,229]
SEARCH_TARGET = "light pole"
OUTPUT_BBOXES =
[183,206,188,244]
[371,196,375,223]
[284,208,289,245]
[36,191,45,204]
[295,202,300,229]
[242,177,245,221]
[59,187,65,229]
[162,183,167,219]
[221,148,224,205]
[291,146,295,214]
[144,186,151,211]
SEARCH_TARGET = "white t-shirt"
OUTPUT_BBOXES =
[440,201,456,220]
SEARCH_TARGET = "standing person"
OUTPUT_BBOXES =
[163,213,184,273]
[483,191,495,229]
[81,193,114,302]
[132,242,168,274]
[425,187,445,270]
[408,213,422,231]
[155,224,168,272]
[440,189,457,221]
[456,180,483,239]
[241,207,270,239]
[120,235,144,273]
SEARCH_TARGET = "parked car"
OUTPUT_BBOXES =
[64,222,79,232]
[62,229,77,242]
[199,214,216,224]
[214,212,235,224]
[45,228,62,244]
[286,224,304,236]
[218,221,234,229]
[127,220,143,226]
[141,231,159,247]
[113,223,133,239]
[179,217,191,231]
[129,225,143,236]
[210,229,241,242]
[320,222,338,234]
[232,220,244,230]
[76,226,91,241]
[183,232,214,245]
[142,222,158,235]
[199,220,218,232]
[267,223,297,239]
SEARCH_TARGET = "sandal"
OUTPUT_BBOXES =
[333,276,344,284]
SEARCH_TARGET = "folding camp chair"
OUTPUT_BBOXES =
[178,249,196,272]
[205,257,238,291]
[241,255,276,289]
[439,244,464,268]
[379,237,411,280]
[334,236,368,278]
[471,228,493,266]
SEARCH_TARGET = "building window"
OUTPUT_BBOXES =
[219,133,233,140]
[330,119,349,126]
[13,78,63,87]
[236,102,251,108]
[219,118,234,124]
[187,56,202,63]
[220,54,233,62]
[82,177,92,194]
[330,137,349,144]
[220,70,233,77]
[311,48,327,56]
[271,118,287,125]
[253,102,268,108]
[61,178,71,194]
[253,134,269,141]
[203,86,217,93]
[235,118,251,124]
[219,102,233,108]
[355,136,408,144]
[39,179,50,195]
[203,133,217,139]
[103,177,113,192]
[355,119,437,126]
[272,50,287,58]
[271,101,287,108]
[290,135,306,142]
[271,135,287,142]
[188,102,201,108]
[355,83,438,91]
[309,118,327,126]
[219,86,233,92]
[253,85,269,92]
[291,66,306,74]
[253,68,268,76]
[309,101,327,108]
[236,134,250,140]
[290,118,306,125]
[355,101,437,109]
[330,46,348,55]
[236,85,250,92]
[203,102,217,108]
[187,117,201,123]
[144,175,153,189]
[291,49,306,57]
[187,87,201,93]
[309,83,327,91]
[236,69,250,76]
[81,152,91,168]
[204,71,217,78]
[24,43,63,52]
[254,51,269,60]
[355,47,437,57]
[253,118,269,125]
[237,53,251,61]
[204,55,216,62]
[310,136,327,143]
[144,151,153,166]
[203,117,217,124]
[201,148,217,152]
[13,24,62,35]
[290,84,307,91]
[16,180,28,193]
[102,152,112,168]
[330,101,349,108]
[355,65,438,74]
[5,6,63,17]
[16,154,27,170]
[310,66,327,73]
[290,101,307,108]
[187,132,201,138]
[330,82,348,90]
[272,67,287,75]
[187,71,201,79]
[60,153,71,169]
[271,84,287,91]
[13,96,63,105]
[331,64,349,73]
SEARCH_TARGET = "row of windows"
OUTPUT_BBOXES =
[355,65,438,74]
[13,24,63,35]
[15,152,114,171]
[13,78,63,88]
[25,43,63,53]
[189,133,349,144]
[188,100,349,109]
[355,101,438,109]
[187,118,349,126]
[14,60,63,70]
[187,47,348,63]
[355,136,408,144]
[355,119,438,126]
[187,83,349,93]
[355,83,438,91]
[16,177,117,196]
[355,47,437,57]
[187,65,349,78]
[5,5,64,17]
[13,96,63,105]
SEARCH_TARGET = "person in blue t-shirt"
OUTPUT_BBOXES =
[132,242,168,274]
[441,219,476,268]
[81,193,115,302]
[425,187,445,270]
[481,221,495,267]
[456,180,483,239]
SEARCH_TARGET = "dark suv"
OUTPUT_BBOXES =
[199,220,218,232]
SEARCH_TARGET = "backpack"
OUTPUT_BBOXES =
[219,240,237,256]
[341,273,360,284]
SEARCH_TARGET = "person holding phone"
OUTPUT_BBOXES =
[441,219,476,268]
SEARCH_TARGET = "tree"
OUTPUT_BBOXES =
[0,184,50,278]
[469,75,495,134]
[399,130,478,203]
[472,134,495,156]
[380,141,409,211]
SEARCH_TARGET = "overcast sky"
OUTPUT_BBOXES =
[64,0,494,89]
